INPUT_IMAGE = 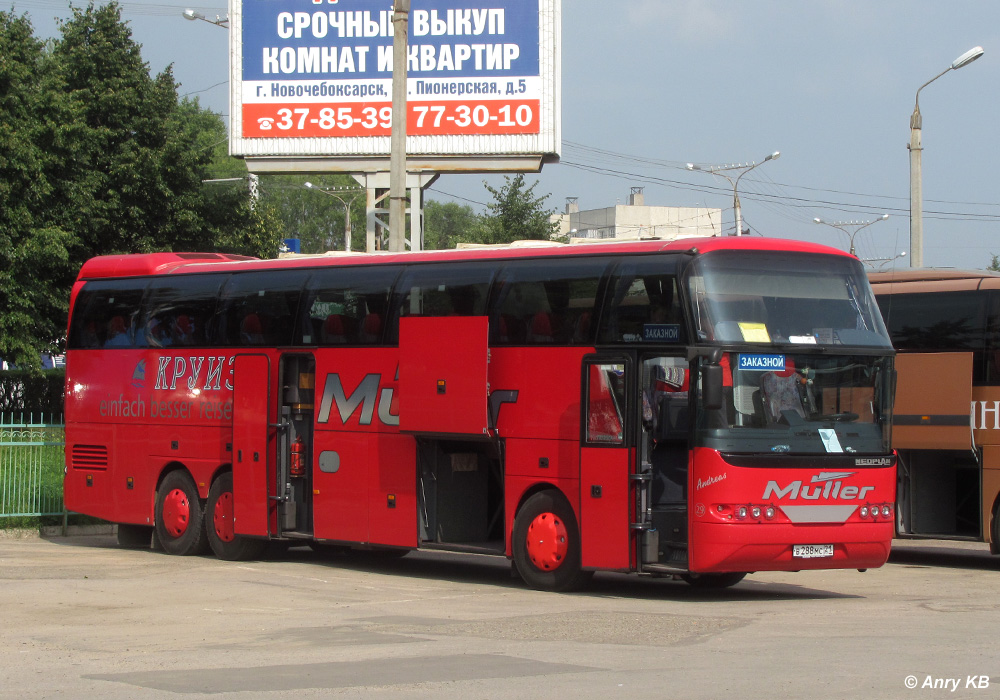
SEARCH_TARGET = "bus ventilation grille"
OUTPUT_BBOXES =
[71,445,109,470]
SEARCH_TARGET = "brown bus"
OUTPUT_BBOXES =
[870,269,1000,552]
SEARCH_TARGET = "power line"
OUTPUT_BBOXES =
[563,140,1000,220]
[559,159,1000,224]
[9,0,226,17]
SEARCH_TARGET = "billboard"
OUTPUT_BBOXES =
[230,0,561,170]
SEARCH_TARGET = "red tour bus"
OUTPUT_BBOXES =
[64,237,896,590]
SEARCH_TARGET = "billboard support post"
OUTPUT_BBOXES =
[388,0,410,253]
[356,172,438,252]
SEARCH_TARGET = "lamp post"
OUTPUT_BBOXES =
[304,182,365,252]
[813,214,889,255]
[909,45,984,268]
[182,9,229,26]
[865,251,908,270]
[687,152,780,236]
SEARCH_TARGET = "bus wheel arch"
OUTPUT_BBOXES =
[154,467,209,556]
[206,470,267,561]
[511,489,592,592]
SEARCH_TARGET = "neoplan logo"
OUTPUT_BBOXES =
[762,471,875,500]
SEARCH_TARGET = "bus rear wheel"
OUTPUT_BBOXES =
[680,572,747,589]
[207,472,267,561]
[155,470,209,556]
[512,490,592,592]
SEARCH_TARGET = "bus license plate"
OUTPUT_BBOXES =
[793,544,834,558]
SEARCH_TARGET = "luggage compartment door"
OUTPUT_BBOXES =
[232,354,273,537]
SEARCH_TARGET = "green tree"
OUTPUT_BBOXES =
[164,97,284,257]
[0,11,74,369]
[45,3,284,262]
[423,200,481,249]
[47,2,193,258]
[259,174,366,254]
[0,3,284,369]
[477,174,558,244]
[988,254,1000,272]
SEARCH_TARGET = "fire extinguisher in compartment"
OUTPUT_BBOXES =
[290,435,305,477]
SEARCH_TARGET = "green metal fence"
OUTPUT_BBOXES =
[0,413,66,518]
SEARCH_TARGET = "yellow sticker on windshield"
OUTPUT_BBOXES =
[738,322,771,343]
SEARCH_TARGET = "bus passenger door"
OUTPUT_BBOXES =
[579,357,634,570]
[232,354,273,537]
[641,355,691,569]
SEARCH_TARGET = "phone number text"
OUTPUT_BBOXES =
[242,99,539,138]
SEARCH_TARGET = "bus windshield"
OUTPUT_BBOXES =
[686,251,891,348]
[696,352,893,456]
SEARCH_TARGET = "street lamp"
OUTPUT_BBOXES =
[813,214,889,255]
[687,151,780,236]
[909,45,984,268]
[182,9,229,27]
[865,251,908,270]
[304,182,365,252]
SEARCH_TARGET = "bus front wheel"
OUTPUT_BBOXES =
[512,490,592,592]
[155,470,209,556]
[207,472,267,561]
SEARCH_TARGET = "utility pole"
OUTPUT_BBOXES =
[388,0,410,253]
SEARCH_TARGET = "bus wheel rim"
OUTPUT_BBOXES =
[213,492,235,543]
[162,488,190,537]
[525,512,568,571]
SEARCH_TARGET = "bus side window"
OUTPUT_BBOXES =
[387,262,494,343]
[300,266,398,346]
[882,290,986,382]
[585,363,625,444]
[215,270,306,347]
[597,255,685,345]
[492,258,607,346]
[142,274,227,349]
[68,280,148,349]
[986,290,1000,383]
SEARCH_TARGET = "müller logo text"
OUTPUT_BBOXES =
[762,471,875,500]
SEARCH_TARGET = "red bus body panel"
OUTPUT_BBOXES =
[232,355,272,537]
[64,348,235,525]
[399,316,489,436]
[579,445,633,569]
[687,448,895,572]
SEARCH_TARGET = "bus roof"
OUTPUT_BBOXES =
[869,268,1000,292]
[77,252,256,279]
[76,237,857,281]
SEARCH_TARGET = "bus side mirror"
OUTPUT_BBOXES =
[703,363,723,411]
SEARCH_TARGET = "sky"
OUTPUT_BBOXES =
[9,0,1000,269]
